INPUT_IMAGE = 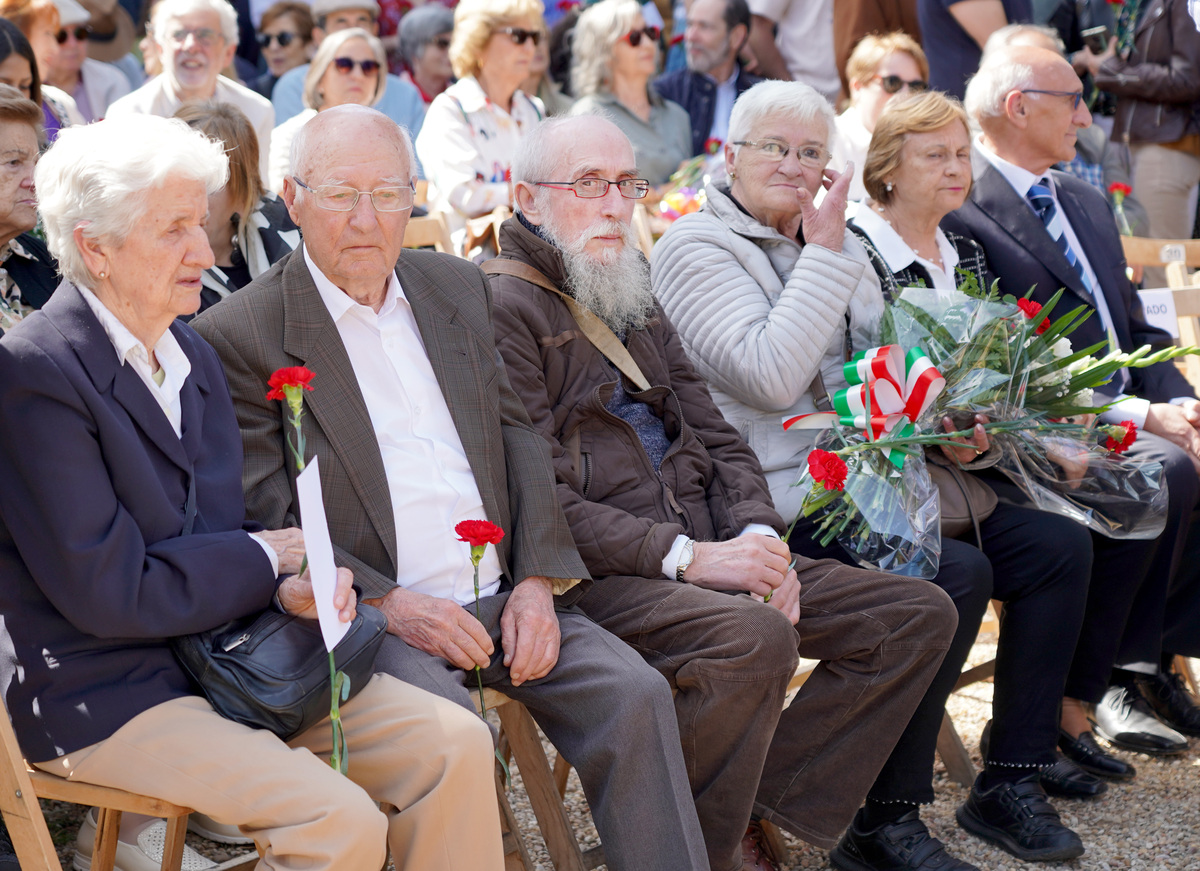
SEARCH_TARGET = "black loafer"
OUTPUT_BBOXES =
[831,809,979,871]
[1039,756,1106,798]
[1135,672,1200,738]
[956,774,1084,862]
[1058,729,1136,780]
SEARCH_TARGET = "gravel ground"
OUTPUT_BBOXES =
[41,645,1200,870]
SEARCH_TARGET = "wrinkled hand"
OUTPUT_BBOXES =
[755,566,800,625]
[796,164,850,253]
[685,534,791,597]
[363,587,493,670]
[278,565,357,623]
[256,527,307,576]
[939,414,990,465]
[1045,437,1090,489]
[1080,37,1117,77]
[501,577,561,685]
[1145,402,1200,476]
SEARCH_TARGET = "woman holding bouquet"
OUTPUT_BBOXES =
[652,80,1093,871]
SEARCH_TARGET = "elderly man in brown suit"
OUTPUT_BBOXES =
[192,104,709,871]
[488,114,959,871]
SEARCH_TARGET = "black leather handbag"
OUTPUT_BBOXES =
[171,603,388,741]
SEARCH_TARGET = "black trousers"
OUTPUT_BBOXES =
[791,494,1091,804]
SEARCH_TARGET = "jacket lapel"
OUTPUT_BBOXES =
[279,254,399,571]
[970,160,1091,304]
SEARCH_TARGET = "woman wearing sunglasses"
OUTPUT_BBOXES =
[415,0,545,256]
[568,0,690,187]
[250,0,313,98]
[38,0,129,122]
[0,0,85,139]
[398,2,454,104]
[831,31,929,202]
[267,27,386,192]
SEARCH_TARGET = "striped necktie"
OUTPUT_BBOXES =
[1026,178,1093,297]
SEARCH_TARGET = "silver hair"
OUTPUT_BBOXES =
[963,52,1036,121]
[982,23,1066,59]
[511,116,578,193]
[289,104,416,186]
[570,0,644,98]
[727,79,835,149]
[35,115,229,288]
[302,27,388,109]
[153,0,240,46]
[399,4,454,64]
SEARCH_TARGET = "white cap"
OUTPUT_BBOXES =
[53,0,92,26]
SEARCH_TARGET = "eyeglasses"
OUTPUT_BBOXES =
[535,178,650,199]
[55,25,91,44]
[431,36,452,49]
[732,139,830,168]
[332,57,381,75]
[257,30,299,48]
[293,177,414,211]
[168,27,223,47]
[621,25,661,47]
[1019,89,1084,110]
[872,74,928,94]
[498,27,541,46]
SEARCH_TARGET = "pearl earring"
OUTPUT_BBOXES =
[885,182,893,192]
[729,170,737,180]
[99,271,107,279]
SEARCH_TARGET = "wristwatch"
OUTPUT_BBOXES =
[675,539,695,581]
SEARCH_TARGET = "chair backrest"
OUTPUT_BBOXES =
[1121,236,1200,268]
[0,700,66,870]
[403,213,454,254]
[631,204,655,259]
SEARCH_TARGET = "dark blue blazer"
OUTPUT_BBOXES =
[942,158,1194,405]
[653,65,762,157]
[0,284,276,761]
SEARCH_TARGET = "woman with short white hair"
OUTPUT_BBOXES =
[267,27,388,192]
[0,112,504,871]
[568,0,690,186]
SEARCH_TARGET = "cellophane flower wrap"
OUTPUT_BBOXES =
[879,274,1199,538]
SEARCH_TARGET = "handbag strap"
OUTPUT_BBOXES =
[483,259,651,391]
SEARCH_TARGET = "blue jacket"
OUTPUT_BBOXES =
[653,65,762,157]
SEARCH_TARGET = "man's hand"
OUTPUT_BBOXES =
[684,534,791,597]
[1144,402,1200,475]
[939,414,990,465]
[363,587,493,670]
[1045,437,1089,489]
[501,576,561,686]
[256,527,307,575]
[762,567,800,625]
[796,165,850,253]
[1078,36,1117,78]
[278,566,357,623]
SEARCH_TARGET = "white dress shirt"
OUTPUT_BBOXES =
[975,140,1152,426]
[77,285,279,574]
[708,66,740,146]
[304,246,502,605]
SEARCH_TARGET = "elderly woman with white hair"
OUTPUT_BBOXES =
[398,2,455,104]
[653,79,1090,871]
[0,113,503,871]
[568,0,690,186]
[268,27,388,192]
[415,0,545,251]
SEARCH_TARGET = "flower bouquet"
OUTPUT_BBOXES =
[657,141,725,222]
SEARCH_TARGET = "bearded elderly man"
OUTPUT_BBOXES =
[192,104,710,871]
[488,114,958,871]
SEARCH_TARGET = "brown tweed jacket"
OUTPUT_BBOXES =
[192,246,589,602]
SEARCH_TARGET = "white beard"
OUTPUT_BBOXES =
[539,211,657,333]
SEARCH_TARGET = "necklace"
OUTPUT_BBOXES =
[873,204,944,270]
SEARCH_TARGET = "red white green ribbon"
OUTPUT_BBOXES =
[783,345,945,467]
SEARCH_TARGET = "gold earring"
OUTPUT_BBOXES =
[729,170,737,180]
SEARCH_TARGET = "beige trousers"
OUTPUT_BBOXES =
[36,674,504,871]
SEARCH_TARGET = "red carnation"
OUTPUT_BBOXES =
[266,366,315,401]
[455,519,506,548]
[1108,181,1132,198]
[1104,420,1138,454]
[1016,298,1050,335]
[808,449,848,491]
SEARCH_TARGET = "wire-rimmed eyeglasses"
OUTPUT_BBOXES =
[292,177,415,212]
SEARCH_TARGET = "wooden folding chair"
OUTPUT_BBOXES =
[0,699,191,871]
[403,212,455,254]
[631,204,656,259]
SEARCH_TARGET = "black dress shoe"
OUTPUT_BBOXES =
[1094,685,1189,755]
[831,810,979,871]
[1058,729,1136,780]
[1039,756,1106,798]
[956,774,1084,862]
[1135,672,1200,738]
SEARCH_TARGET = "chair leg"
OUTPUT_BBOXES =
[161,815,188,871]
[551,753,571,800]
[92,808,122,871]
[495,769,534,871]
[936,711,976,788]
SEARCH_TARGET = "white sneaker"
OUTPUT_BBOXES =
[72,809,217,871]
[186,813,252,846]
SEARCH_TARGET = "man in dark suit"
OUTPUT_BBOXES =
[654,0,761,156]
[943,44,1200,762]
[193,104,710,871]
